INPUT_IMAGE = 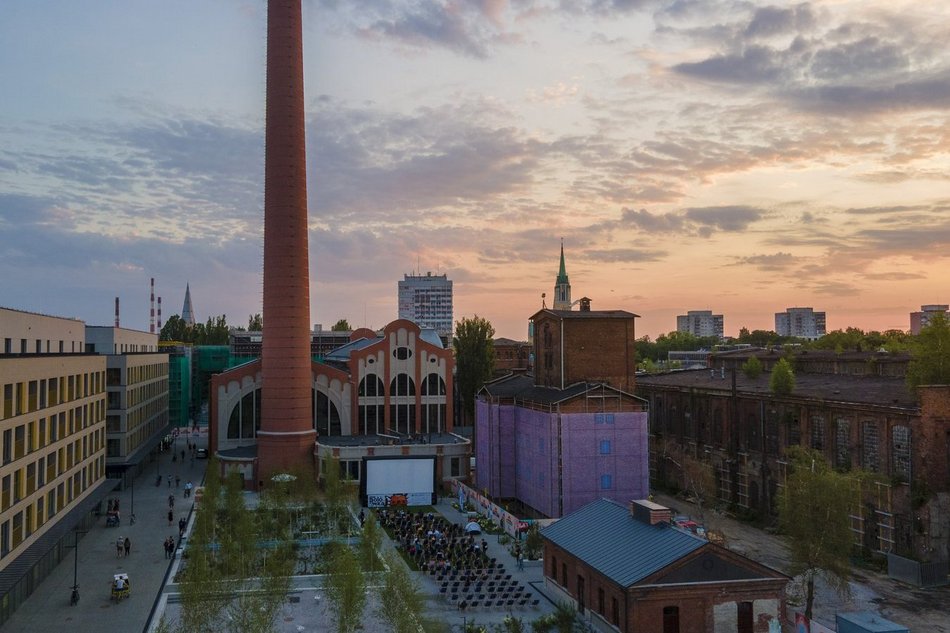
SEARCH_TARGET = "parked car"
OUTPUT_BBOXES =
[195,448,209,459]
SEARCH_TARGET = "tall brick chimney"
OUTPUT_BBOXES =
[257,0,315,481]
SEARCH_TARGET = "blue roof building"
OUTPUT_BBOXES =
[541,498,788,632]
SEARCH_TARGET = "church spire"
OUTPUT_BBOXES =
[181,283,196,327]
[553,239,572,310]
[557,239,569,284]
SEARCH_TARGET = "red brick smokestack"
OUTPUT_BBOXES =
[257,0,315,480]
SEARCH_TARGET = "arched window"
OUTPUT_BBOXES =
[422,373,446,396]
[226,388,261,440]
[358,374,384,397]
[390,374,415,397]
[314,389,341,436]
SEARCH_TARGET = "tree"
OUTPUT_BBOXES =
[331,319,351,331]
[247,313,263,331]
[770,357,795,395]
[778,446,853,620]
[359,513,383,572]
[323,544,366,633]
[377,551,426,633]
[454,316,496,425]
[159,314,188,342]
[907,313,950,391]
[741,355,763,379]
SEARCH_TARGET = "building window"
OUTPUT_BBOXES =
[663,606,680,633]
[450,457,460,477]
[314,390,342,436]
[737,601,753,633]
[599,440,611,455]
[600,474,612,490]
[550,555,557,580]
[561,562,567,587]
[358,374,384,397]
[598,587,605,615]
[421,373,446,396]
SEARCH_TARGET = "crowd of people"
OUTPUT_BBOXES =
[377,509,494,575]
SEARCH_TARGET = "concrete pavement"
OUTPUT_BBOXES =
[1,430,207,633]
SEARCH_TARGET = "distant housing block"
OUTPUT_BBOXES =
[676,310,724,339]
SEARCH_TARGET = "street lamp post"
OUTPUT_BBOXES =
[68,528,87,605]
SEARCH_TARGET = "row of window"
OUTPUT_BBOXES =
[357,373,446,397]
[0,456,104,558]
[653,399,911,477]
[1,428,104,513]
[1,372,105,420]
[2,402,105,465]
[2,337,81,355]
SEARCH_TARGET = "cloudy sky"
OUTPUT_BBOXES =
[2,0,950,340]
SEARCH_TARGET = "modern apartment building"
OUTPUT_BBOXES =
[397,272,453,341]
[86,327,169,483]
[774,307,826,340]
[675,310,724,339]
[910,304,949,335]
[0,308,111,625]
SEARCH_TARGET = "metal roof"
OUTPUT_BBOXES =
[636,368,917,408]
[541,498,705,587]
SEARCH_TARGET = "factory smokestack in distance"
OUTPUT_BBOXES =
[157,297,162,330]
[150,277,156,334]
[115,297,120,328]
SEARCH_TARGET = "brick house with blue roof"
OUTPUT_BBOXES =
[541,498,788,633]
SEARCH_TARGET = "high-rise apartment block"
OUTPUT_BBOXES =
[910,304,949,335]
[775,307,826,340]
[676,310,724,339]
[398,272,453,340]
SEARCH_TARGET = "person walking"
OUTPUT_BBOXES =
[123,537,131,557]
[167,509,173,527]
[175,475,180,489]
[168,494,175,509]
[116,536,124,558]
[167,474,172,488]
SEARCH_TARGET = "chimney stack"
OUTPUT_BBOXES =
[149,277,155,333]
[630,499,672,526]
[579,297,591,312]
[115,297,120,328]
[157,296,162,330]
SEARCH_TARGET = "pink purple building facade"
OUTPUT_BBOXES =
[476,375,649,518]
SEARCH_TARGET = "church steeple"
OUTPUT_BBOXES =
[181,283,196,327]
[553,239,572,310]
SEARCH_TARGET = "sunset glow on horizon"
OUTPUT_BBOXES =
[2,1,950,341]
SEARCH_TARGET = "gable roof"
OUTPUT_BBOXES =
[541,498,706,587]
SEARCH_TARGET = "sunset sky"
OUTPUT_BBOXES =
[2,0,950,341]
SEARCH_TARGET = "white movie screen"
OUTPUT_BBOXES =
[365,458,434,508]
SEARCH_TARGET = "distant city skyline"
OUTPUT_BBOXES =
[3,1,950,340]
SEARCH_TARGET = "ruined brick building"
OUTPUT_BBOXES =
[637,348,950,562]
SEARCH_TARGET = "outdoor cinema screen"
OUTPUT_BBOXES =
[364,457,435,508]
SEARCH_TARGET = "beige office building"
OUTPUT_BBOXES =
[0,307,111,624]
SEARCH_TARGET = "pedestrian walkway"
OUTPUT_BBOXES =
[1,429,208,633]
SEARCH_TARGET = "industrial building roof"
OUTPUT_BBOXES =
[637,368,917,409]
[479,374,638,405]
[540,498,705,587]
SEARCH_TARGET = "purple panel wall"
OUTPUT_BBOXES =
[560,411,649,516]
[513,408,558,517]
[475,399,493,494]
[498,405,517,498]
[475,399,517,498]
